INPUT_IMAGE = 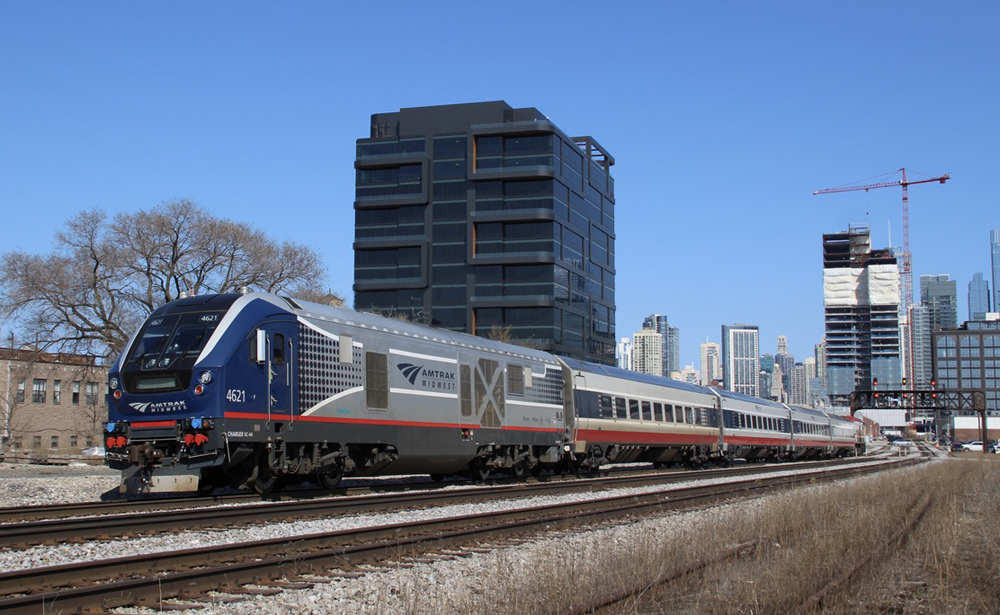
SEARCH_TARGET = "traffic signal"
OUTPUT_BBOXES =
[931,379,936,388]
[872,377,878,388]
[902,377,907,386]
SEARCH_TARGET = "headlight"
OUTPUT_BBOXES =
[199,371,213,384]
[109,377,119,390]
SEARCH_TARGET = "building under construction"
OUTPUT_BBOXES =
[823,226,902,406]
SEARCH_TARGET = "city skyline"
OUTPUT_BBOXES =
[1,4,997,368]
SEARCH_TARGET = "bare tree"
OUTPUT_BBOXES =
[0,199,333,359]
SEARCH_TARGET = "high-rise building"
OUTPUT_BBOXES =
[722,324,760,396]
[615,337,632,371]
[991,229,1000,312]
[814,339,828,390]
[353,101,616,364]
[769,360,784,401]
[700,341,721,386]
[631,329,663,377]
[775,335,795,397]
[790,363,809,405]
[643,314,680,377]
[920,274,958,331]
[969,272,990,321]
[823,226,901,404]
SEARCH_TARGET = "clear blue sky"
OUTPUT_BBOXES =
[2,2,997,367]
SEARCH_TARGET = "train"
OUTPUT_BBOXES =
[103,292,862,494]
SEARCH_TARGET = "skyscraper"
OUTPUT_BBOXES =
[353,101,616,364]
[631,329,663,377]
[700,341,721,386]
[970,272,990,321]
[920,274,958,331]
[775,335,795,397]
[615,337,632,371]
[992,229,1000,312]
[643,314,680,377]
[722,324,760,396]
[823,226,901,404]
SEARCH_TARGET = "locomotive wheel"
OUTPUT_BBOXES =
[317,470,343,491]
[250,461,280,495]
[472,459,490,482]
[510,461,526,480]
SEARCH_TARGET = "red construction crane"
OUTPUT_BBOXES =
[814,167,950,316]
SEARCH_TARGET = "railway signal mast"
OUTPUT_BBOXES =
[815,168,950,406]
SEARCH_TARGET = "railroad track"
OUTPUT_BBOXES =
[0,456,883,547]
[0,454,923,615]
[0,454,884,524]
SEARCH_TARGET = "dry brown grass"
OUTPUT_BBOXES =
[343,458,999,615]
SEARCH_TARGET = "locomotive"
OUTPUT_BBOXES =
[104,292,860,494]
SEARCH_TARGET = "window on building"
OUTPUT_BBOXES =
[13,437,22,449]
[16,379,25,403]
[85,382,99,406]
[53,380,61,404]
[32,436,41,449]
[32,379,46,403]
[72,381,81,404]
[50,435,59,449]
[70,435,78,448]
[85,436,94,447]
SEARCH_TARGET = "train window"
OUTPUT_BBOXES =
[685,407,695,424]
[508,364,524,395]
[272,334,285,365]
[653,402,663,422]
[664,404,674,422]
[600,395,614,418]
[629,399,640,420]
[339,335,353,364]
[615,397,627,419]
[365,352,389,409]
[641,401,652,421]
[460,365,472,417]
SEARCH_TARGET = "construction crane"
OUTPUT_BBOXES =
[814,167,950,316]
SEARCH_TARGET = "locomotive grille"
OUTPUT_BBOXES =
[298,323,363,413]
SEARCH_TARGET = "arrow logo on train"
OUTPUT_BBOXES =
[397,363,424,385]
[129,402,151,414]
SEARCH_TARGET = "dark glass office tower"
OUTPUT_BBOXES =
[353,101,616,364]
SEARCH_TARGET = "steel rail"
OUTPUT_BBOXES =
[0,457,882,547]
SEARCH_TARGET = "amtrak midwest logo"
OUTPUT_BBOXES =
[397,362,456,391]
[129,400,188,414]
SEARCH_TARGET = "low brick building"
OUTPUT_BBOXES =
[1,347,107,453]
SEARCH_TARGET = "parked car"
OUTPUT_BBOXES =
[950,441,965,452]
[962,441,984,452]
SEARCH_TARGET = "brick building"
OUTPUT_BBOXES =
[1,347,106,453]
